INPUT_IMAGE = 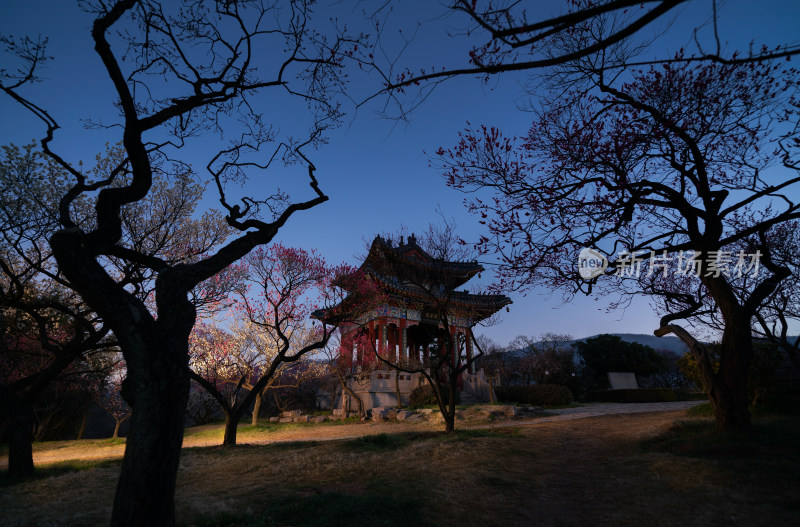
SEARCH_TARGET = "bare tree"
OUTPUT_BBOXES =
[437,50,799,430]
[506,333,575,386]
[190,245,362,446]
[1,142,230,478]
[1,144,114,477]
[1,1,368,522]
[364,0,800,116]
[323,333,367,418]
[750,223,800,369]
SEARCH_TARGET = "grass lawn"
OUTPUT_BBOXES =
[1,406,798,526]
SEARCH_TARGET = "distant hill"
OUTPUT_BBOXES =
[505,333,798,357]
[504,333,689,357]
[580,333,689,355]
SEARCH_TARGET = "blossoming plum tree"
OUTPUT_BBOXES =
[189,244,375,445]
[437,57,800,431]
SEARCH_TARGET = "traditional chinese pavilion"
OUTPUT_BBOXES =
[329,233,511,409]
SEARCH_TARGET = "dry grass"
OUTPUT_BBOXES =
[0,419,443,470]
[1,410,798,527]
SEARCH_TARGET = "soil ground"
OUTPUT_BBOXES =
[1,404,798,527]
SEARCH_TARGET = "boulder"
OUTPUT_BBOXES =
[294,415,311,423]
[418,408,434,415]
[269,417,280,423]
[404,414,425,423]
[477,405,517,417]
[278,417,293,424]
[499,405,517,417]
[396,410,413,421]
[312,416,326,424]
[332,408,346,418]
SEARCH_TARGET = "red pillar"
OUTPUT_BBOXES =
[399,319,407,365]
[378,317,386,361]
[407,329,416,366]
[388,325,397,363]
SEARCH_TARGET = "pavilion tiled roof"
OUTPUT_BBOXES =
[363,234,483,290]
[360,234,511,318]
[314,234,511,324]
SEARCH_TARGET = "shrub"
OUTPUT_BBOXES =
[677,342,781,405]
[494,384,573,406]
[408,383,458,407]
[589,388,677,403]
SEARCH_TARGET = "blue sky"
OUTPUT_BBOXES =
[2,1,799,345]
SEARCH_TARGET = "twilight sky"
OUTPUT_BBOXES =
[2,1,799,345]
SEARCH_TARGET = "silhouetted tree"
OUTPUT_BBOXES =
[438,55,799,431]
[368,1,800,117]
[1,1,368,521]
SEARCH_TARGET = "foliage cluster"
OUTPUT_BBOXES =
[574,335,668,392]
[678,341,783,406]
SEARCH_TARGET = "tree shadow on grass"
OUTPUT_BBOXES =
[189,490,430,527]
[641,413,800,486]
[0,458,122,488]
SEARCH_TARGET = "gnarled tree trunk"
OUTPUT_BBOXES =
[223,409,245,446]
[394,370,403,408]
[110,329,191,526]
[1,386,36,478]
[251,390,263,426]
[334,370,364,418]
[76,410,88,440]
[707,316,753,431]
[656,311,753,432]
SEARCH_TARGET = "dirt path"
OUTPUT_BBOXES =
[0,401,705,469]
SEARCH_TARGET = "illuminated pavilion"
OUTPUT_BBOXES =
[329,233,511,409]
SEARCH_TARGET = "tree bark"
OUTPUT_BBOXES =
[655,313,753,432]
[77,410,88,440]
[112,419,121,439]
[708,318,753,431]
[109,336,190,526]
[335,371,364,417]
[223,412,240,446]
[394,370,403,408]
[444,416,455,433]
[4,396,35,478]
[251,390,263,426]
[445,376,457,434]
